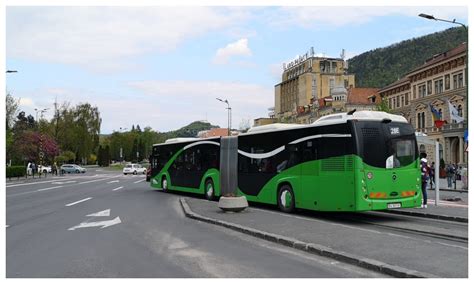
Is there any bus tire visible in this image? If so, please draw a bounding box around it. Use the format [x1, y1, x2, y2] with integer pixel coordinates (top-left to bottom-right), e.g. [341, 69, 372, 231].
[204, 179, 215, 201]
[162, 176, 168, 192]
[277, 184, 295, 213]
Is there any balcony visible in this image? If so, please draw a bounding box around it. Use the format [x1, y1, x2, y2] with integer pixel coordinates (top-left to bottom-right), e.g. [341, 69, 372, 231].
[416, 122, 466, 136]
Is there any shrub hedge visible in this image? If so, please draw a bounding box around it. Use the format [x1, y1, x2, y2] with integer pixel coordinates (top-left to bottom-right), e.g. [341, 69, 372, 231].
[6, 166, 26, 179]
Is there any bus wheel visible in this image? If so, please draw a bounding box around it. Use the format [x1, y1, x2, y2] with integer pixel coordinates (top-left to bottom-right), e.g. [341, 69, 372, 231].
[162, 177, 168, 192]
[204, 179, 215, 201]
[277, 184, 295, 213]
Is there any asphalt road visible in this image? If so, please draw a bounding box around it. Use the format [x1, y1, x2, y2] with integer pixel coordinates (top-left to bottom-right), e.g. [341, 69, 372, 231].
[6, 170, 386, 278]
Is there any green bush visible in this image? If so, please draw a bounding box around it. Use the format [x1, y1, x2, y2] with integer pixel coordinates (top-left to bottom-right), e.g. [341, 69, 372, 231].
[6, 166, 26, 179]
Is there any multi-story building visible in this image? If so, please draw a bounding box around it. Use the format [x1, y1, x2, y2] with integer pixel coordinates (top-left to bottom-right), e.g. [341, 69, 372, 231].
[379, 43, 467, 166]
[274, 48, 355, 124]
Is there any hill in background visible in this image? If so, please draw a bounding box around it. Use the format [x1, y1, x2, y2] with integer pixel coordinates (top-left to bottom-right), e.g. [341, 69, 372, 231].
[347, 27, 468, 88]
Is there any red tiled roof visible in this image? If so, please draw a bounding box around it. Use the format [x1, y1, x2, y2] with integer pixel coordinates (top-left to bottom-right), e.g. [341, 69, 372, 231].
[348, 88, 380, 104]
[200, 128, 229, 138]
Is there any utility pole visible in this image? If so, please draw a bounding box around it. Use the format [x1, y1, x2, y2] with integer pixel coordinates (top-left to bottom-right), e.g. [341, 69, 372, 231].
[216, 98, 232, 136]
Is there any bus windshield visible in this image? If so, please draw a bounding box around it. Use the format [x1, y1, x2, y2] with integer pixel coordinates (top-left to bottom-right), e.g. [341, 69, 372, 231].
[354, 121, 418, 169]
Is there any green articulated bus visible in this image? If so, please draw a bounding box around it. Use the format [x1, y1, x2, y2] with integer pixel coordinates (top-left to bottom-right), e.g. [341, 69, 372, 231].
[150, 111, 422, 212]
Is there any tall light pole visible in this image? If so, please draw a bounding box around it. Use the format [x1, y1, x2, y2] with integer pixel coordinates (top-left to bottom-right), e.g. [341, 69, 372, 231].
[119, 127, 127, 162]
[216, 98, 232, 136]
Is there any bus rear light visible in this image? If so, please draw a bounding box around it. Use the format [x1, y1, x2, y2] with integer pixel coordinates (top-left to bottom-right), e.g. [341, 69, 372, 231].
[367, 172, 373, 179]
[401, 191, 416, 197]
[369, 192, 387, 198]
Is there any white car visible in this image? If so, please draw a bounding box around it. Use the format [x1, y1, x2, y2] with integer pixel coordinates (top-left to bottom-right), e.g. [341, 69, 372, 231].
[38, 165, 52, 173]
[123, 164, 147, 175]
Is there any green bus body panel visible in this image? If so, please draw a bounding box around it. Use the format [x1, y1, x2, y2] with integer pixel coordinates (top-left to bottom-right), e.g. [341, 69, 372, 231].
[151, 150, 421, 212]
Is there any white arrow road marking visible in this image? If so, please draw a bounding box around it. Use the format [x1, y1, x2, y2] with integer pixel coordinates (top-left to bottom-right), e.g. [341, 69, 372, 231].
[65, 197, 92, 207]
[112, 186, 123, 191]
[87, 209, 111, 217]
[68, 217, 121, 231]
[52, 181, 77, 185]
[134, 179, 144, 184]
[107, 180, 119, 184]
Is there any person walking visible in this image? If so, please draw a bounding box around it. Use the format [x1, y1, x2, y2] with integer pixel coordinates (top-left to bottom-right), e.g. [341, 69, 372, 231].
[446, 163, 454, 188]
[26, 162, 32, 177]
[420, 153, 429, 208]
[31, 162, 37, 178]
[429, 162, 435, 189]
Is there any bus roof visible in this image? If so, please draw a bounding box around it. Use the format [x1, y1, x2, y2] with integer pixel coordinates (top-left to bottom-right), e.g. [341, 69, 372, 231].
[153, 137, 199, 146]
[312, 111, 407, 127]
[246, 123, 305, 134]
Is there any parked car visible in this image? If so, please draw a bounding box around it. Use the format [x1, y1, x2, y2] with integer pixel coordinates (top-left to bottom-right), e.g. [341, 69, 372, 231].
[61, 164, 86, 174]
[123, 164, 147, 175]
[38, 165, 52, 174]
[146, 166, 151, 181]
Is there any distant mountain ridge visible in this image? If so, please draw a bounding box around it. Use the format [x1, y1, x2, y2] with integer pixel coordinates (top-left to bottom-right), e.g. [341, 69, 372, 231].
[347, 27, 468, 88]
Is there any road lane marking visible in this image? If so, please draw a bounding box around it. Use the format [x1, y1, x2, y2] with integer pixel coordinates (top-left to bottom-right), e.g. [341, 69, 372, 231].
[112, 186, 123, 191]
[6, 178, 75, 188]
[134, 179, 144, 184]
[36, 186, 63, 192]
[107, 180, 119, 184]
[87, 209, 111, 217]
[77, 175, 121, 185]
[52, 181, 77, 185]
[68, 217, 121, 231]
[65, 197, 92, 207]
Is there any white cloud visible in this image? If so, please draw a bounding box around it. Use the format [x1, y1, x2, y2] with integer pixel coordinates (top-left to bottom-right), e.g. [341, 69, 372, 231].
[128, 80, 273, 131]
[18, 97, 34, 107]
[268, 6, 467, 29]
[212, 38, 252, 64]
[6, 7, 248, 72]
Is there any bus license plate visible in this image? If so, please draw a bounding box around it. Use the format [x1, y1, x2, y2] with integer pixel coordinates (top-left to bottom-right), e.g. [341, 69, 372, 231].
[387, 203, 401, 209]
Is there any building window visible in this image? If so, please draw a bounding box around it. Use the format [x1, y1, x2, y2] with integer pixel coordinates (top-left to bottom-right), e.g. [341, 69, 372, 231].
[458, 105, 463, 117]
[422, 112, 425, 128]
[453, 74, 458, 89]
[418, 84, 426, 98]
[389, 97, 392, 109]
[396, 96, 400, 108]
[331, 62, 337, 73]
[438, 108, 443, 120]
[445, 74, 450, 90]
[434, 78, 443, 94]
[344, 79, 348, 88]
[413, 86, 417, 99]
[400, 95, 404, 107]
[404, 93, 409, 105]
[330, 78, 335, 89]
[427, 80, 432, 95]
[458, 73, 463, 88]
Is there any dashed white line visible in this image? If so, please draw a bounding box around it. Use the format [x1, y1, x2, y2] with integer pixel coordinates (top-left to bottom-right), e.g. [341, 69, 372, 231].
[77, 176, 121, 185]
[37, 186, 63, 192]
[134, 179, 144, 184]
[65, 197, 92, 207]
[107, 180, 119, 184]
[112, 186, 123, 191]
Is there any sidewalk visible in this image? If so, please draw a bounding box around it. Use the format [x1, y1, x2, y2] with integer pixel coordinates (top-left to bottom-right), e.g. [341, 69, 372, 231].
[181, 198, 467, 278]
[431, 177, 468, 192]
[387, 202, 468, 222]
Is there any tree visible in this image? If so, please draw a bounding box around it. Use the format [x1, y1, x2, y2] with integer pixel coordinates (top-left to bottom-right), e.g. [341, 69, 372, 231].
[376, 97, 391, 113]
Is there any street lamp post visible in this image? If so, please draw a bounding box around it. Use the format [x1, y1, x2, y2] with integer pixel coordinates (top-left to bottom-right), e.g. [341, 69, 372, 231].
[419, 13, 468, 205]
[216, 98, 232, 136]
[119, 127, 127, 163]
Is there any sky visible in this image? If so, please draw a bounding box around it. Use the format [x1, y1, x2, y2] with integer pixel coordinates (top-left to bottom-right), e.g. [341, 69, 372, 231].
[5, 3, 469, 134]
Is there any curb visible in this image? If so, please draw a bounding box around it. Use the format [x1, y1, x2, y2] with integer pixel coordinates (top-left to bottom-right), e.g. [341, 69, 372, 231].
[385, 209, 468, 223]
[179, 198, 437, 278]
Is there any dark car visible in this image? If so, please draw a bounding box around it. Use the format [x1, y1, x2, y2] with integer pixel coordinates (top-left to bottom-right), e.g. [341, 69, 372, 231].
[146, 166, 151, 182]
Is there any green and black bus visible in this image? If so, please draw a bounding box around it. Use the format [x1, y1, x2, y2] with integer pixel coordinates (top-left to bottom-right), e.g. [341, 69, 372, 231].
[150, 111, 421, 212]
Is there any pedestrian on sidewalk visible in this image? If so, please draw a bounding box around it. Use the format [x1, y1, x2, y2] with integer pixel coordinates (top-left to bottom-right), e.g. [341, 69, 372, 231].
[26, 161, 32, 177]
[460, 166, 468, 190]
[429, 162, 435, 189]
[446, 163, 454, 188]
[420, 153, 429, 208]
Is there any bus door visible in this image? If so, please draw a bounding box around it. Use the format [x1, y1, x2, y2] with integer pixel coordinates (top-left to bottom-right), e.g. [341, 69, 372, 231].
[299, 141, 319, 210]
